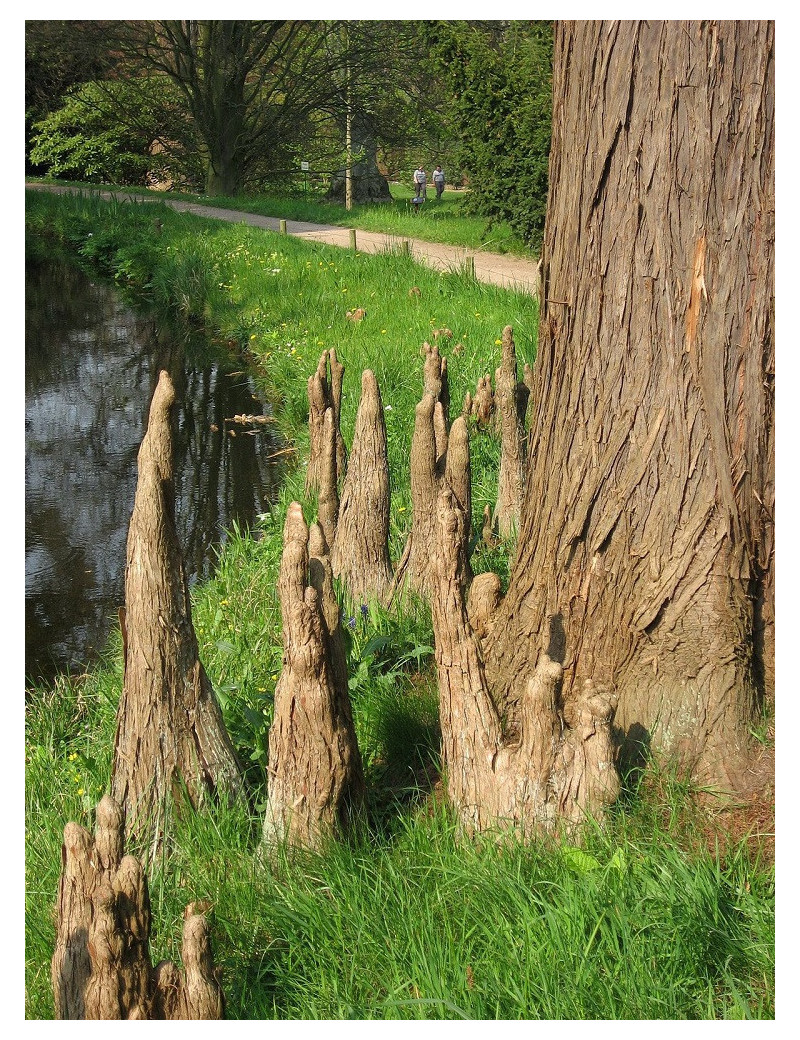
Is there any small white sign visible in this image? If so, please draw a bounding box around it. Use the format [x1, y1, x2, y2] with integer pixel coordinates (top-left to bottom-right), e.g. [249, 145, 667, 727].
[300, 161, 310, 171]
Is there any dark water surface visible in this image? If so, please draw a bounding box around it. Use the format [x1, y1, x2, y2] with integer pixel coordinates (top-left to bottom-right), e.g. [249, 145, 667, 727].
[25, 257, 282, 685]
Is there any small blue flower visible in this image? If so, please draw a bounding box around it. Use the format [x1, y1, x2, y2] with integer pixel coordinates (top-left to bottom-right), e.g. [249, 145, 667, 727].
[348, 616, 357, 629]
[360, 603, 369, 617]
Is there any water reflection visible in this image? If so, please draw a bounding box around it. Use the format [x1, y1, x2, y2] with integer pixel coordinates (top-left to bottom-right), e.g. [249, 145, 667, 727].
[25, 257, 282, 685]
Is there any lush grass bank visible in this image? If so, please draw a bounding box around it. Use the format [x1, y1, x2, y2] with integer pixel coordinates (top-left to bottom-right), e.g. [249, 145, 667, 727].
[24, 189, 774, 1020]
[25, 177, 533, 255]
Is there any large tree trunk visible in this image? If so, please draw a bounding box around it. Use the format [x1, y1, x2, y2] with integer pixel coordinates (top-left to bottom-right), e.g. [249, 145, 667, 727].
[326, 129, 392, 204]
[111, 371, 243, 862]
[485, 21, 774, 792]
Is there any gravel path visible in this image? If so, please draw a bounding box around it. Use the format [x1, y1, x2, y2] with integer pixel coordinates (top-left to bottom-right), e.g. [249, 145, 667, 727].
[26, 183, 539, 296]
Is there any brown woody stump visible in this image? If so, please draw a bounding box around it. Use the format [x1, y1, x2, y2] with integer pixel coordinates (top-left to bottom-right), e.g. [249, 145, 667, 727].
[305, 349, 346, 495]
[389, 342, 470, 601]
[429, 489, 620, 838]
[331, 369, 393, 605]
[494, 325, 530, 539]
[315, 405, 340, 554]
[472, 374, 495, 428]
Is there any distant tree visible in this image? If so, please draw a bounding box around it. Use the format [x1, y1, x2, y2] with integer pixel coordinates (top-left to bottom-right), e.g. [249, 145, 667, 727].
[112, 20, 344, 196]
[424, 20, 553, 250]
[28, 79, 181, 186]
[24, 20, 120, 172]
[320, 22, 448, 204]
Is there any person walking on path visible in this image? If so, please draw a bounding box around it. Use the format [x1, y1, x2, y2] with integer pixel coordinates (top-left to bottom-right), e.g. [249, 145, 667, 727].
[413, 165, 427, 200]
[433, 165, 445, 199]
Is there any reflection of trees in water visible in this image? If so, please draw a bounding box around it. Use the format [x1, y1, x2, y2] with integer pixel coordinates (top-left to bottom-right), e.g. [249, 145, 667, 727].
[25, 258, 282, 684]
[173, 361, 281, 582]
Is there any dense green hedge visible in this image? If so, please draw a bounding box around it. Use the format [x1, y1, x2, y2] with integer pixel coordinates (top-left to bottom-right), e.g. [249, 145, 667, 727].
[423, 21, 553, 251]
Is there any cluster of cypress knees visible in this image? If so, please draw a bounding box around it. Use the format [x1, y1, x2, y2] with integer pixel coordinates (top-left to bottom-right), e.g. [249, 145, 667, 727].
[51, 326, 618, 1018]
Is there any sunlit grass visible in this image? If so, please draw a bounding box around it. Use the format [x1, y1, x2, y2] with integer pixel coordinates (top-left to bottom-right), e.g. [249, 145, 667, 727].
[25, 177, 532, 255]
[24, 189, 774, 1020]
[26, 666, 774, 1019]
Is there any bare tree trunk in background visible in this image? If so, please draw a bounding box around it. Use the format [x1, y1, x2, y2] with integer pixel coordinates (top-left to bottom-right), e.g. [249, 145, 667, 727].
[485, 20, 774, 792]
[111, 371, 243, 862]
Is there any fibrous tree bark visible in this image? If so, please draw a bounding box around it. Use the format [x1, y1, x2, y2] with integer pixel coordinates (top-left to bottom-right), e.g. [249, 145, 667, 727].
[471, 373, 495, 429]
[52, 795, 224, 1020]
[315, 405, 340, 555]
[262, 503, 364, 851]
[483, 20, 774, 792]
[305, 349, 346, 495]
[331, 369, 393, 605]
[111, 370, 243, 862]
[325, 130, 392, 204]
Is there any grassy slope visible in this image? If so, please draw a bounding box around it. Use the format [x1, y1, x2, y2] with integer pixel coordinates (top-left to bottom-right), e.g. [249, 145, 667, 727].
[24, 188, 774, 1020]
[25, 177, 534, 255]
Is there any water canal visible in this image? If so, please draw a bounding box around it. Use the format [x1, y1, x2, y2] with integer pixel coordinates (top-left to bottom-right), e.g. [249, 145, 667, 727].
[25, 255, 282, 685]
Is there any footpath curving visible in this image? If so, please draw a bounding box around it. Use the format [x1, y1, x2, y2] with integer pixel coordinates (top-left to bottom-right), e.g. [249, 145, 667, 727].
[26, 183, 539, 296]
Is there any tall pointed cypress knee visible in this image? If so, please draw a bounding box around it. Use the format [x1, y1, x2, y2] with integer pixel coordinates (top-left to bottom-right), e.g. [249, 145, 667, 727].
[494, 325, 530, 538]
[305, 349, 346, 495]
[111, 370, 242, 863]
[316, 406, 339, 555]
[331, 369, 393, 605]
[263, 502, 364, 851]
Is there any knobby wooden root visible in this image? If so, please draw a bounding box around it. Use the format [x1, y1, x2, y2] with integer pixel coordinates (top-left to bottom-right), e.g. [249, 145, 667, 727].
[262, 503, 364, 852]
[471, 374, 495, 428]
[111, 370, 242, 865]
[51, 795, 224, 1020]
[331, 369, 393, 605]
[305, 349, 346, 495]
[389, 343, 470, 601]
[316, 405, 339, 554]
[422, 339, 450, 431]
[430, 489, 620, 838]
[494, 325, 530, 539]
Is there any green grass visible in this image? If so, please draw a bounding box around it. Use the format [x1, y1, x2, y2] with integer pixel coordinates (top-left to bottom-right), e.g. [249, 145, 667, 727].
[25, 176, 534, 255]
[26, 666, 774, 1020]
[24, 188, 774, 1020]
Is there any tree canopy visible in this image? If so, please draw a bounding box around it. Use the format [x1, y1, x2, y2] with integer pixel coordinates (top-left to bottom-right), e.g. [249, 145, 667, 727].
[25, 20, 554, 245]
[423, 21, 553, 249]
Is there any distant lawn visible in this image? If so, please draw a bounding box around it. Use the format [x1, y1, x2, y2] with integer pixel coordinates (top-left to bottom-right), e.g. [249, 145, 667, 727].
[25, 177, 534, 257]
